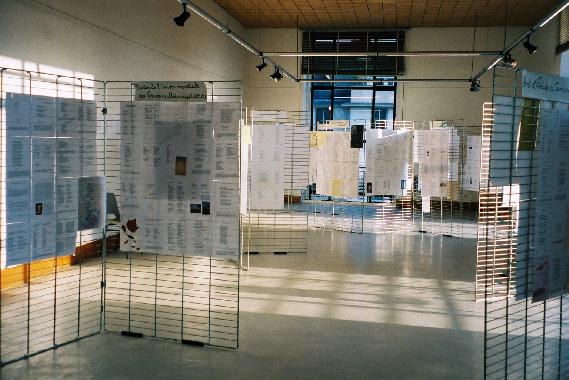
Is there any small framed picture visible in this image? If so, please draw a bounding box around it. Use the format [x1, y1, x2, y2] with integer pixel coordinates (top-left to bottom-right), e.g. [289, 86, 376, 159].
[175, 156, 187, 176]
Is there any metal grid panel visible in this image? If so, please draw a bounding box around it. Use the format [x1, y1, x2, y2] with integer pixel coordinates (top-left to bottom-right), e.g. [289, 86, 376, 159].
[413, 122, 481, 239]
[0, 68, 105, 365]
[242, 110, 309, 261]
[102, 81, 241, 349]
[478, 68, 569, 379]
[308, 120, 478, 238]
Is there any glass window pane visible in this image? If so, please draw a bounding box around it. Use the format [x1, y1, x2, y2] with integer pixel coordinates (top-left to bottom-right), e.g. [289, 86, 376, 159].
[374, 90, 395, 122]
[333, 89, 373, 125]
[313, 89, 332, 125]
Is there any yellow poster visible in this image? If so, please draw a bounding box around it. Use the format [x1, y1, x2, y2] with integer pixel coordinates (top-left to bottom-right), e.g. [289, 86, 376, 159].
[331, 179, 344, 197]
[309, 131, 326, 148]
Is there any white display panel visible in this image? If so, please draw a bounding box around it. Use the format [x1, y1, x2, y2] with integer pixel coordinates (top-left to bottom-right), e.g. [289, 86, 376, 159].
[532, 108, 569, 302]
[4, 93, 99, 266]
[250, 124, 285, 209]
[120, 102, 240, 258]
[463, 136, 482, 191]
[310, 131, 359, 198]
[417, 129, 453, 211]
[365, 130, 411, 196]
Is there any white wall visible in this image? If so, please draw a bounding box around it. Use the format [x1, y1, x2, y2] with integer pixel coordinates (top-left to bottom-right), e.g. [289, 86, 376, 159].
[397, 23, 559, 126]
[0, 0, 247, 81]
[243, 28, 302, 111]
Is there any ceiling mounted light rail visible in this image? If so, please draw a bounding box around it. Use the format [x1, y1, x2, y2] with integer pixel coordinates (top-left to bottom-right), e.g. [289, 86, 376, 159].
[499, 53, 517, 69]
[270, 68, 283, 82]
[256, 58, 267, 71]
[299, 78, 471, 84]
[469, 79, 481, 92]
[183, 0, 483, 86]
[523, 36, 538, 55]
[182, 1, 296, 81]
[470, 0, 569, 83]
[261, 51, 502, 58]
[173, 0, 191, 27]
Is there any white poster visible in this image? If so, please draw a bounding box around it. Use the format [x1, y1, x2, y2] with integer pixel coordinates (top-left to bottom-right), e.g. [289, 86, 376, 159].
[56, 178, 79, 255]
[418, 129, 453, 211]
[4, 93, 98, 266]
[250, 124, 285, 209]
[78, 176, 106, 231]
[310, 131, 359, 198]
[240, 125, 250, 213]
[120, 102, 240, 259]
[463, 136, 482, 191]
[133, 81, 207, 102]
[521, 70, 569, 103]
[531, 108, 569, 302]
[365, 130, 410, 196]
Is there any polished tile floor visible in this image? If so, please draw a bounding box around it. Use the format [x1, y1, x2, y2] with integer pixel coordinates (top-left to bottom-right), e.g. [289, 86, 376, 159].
[1, 229, 484, 380]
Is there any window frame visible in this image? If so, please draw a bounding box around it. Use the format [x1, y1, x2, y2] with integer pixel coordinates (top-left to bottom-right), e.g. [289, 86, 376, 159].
[309, 76, 397, 130]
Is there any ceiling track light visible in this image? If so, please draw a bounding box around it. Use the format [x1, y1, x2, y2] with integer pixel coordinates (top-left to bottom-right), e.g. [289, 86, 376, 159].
[523, 36, 538, 55]
[174, 1, 191, 27]
[270, 67, 283, 82]
[500, 53, 517, 69]
[256, 59, 267, 72]
[470, 79, 481, 92]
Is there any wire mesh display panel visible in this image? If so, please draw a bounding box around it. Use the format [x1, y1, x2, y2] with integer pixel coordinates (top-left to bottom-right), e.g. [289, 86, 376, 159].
[0, 68, 105, 365]
[307, 120, 479, 238]
[308, 122, 366, 233]
[102, 81, 241, 349]
[478, 68, 569, 379]
[413, 122, 481, 239]
[242, 110, 309, 264]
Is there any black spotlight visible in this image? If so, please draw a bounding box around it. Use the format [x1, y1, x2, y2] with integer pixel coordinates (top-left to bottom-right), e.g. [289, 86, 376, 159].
[256, 59, 267, 72]
[470, 79, 481, 92]
[174, 3, 191, 27]
[270, 67, 283, 82]
[523, 36, 538, 55]
[501, 53, 517, 69]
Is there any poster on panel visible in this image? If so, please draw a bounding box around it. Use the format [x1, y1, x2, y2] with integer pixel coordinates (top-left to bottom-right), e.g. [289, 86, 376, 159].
[4, 93, 97, 266]
[531, 108, 569, 302]
[78, 176, 106, 231]
[418, 129, 452, 212]
[365, 130, 410, 196]
[240, 124, 250, 213]
[250, 124, 285, 209]
[310, 131, 359, 198]
[119, 102, 240, 259]
[463, 136, 482, 191]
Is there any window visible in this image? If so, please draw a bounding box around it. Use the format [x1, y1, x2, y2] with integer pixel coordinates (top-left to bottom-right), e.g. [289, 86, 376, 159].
[302, 31, 405, 76]
[310, 76, 396, 128]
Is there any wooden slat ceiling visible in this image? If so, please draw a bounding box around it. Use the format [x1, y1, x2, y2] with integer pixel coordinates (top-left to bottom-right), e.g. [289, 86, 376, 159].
[210, 0, 558, 28]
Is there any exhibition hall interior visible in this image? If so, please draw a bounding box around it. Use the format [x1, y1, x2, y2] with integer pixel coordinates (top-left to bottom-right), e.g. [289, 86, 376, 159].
[2, 0, 569, 379]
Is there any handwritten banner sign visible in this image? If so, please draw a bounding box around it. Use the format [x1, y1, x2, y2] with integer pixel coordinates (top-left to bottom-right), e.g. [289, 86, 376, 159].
[133, 81, 207, 102]
[521, 70, 569, 103]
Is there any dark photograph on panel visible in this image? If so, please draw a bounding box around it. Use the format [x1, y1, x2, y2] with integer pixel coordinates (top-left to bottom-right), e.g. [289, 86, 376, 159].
[350, 125, 364, 148]
[190, 203, 202, 214]
[202, 201, 210, 215]
[175, 156, 187, 176]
